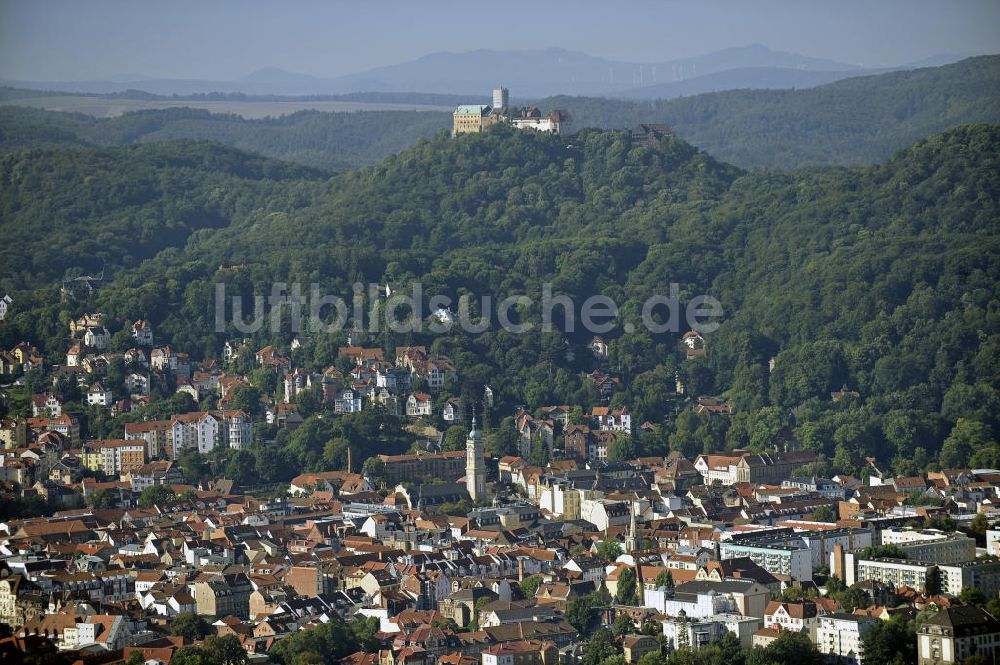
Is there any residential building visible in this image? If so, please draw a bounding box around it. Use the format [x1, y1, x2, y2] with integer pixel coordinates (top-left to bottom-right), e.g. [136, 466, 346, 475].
[719, 539, 813, 582]
[816, 613, 877, 665]
[131, 320, 153, 346]
[124, 420, 171, 459]
[918, 606, 1000, 665]
[96, 439, 147, 476]
[193, 573, 253, 619]
[87, 382, 112, 407]
[407, 393, 433, 418]
[880, 529, 976, 565]
[854, 558, 936, 593]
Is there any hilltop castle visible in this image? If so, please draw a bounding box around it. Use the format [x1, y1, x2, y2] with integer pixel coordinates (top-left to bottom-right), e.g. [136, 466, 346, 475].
[452, 86, 573, 137]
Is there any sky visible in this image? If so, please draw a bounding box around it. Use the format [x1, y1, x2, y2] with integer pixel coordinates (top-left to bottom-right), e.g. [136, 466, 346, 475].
[1, 0, 999, 82]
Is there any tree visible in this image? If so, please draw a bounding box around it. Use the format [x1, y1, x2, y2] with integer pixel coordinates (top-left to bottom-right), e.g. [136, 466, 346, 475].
[597, 539, 623, 563]
[519, 575, 543, 600]
[810, 505, 836, 522]
[582, 628, 620, 665]
[203, 635, 248, 665]
[858, 544, 906, 559]
[655, 569, 674, 591]
[226, 384, 262, 417]
[124, 651, 146, 665]
[826, 575, 847, 596]
[566, 592, 599, 634]
[268, 619, 362, 665]
[612, 613, 634, 636]
[745, 631, 823, 665]
[966, 513, 991, 546]
[526, 431, 549, 467]
[88, 488, 116, 509]
[608, 432, 636, 462]
[860, 615, 917, 665]
[486, 418, 520, 457]
[348, 616, 380, 653]
[615, 567, 640, 606]
[361, 456, 387, 488]
[959, 587, 987, 607]
[171, 612, 213, 641]
[138, 483, 177, 507]
[835, 586, 872, 612]
[442, 425, 468, 452]
[170, 647, 218, 665]
[940, 419, 995, 468]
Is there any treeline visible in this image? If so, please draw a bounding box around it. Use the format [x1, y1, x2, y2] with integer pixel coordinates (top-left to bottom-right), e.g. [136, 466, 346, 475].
[0, 105, 452, 171]
[542, 55, 1000, 168]
[1, 55, 998, 172]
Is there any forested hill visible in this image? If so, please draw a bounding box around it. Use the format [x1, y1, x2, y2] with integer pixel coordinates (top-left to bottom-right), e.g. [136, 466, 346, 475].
[0, 106, 453, 171]
[539, 55, 1000, 168]
[2, 123, 997, 477]
[0, 55, 997, 171]
[0, 141, 327, 290]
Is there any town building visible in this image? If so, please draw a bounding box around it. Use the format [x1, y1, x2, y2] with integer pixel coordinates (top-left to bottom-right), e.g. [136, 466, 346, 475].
[816, 613, 877, 665]
[918, 606, 1000, 665]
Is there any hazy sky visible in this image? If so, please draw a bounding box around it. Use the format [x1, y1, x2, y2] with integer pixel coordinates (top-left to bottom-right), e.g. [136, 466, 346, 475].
[1, 0, 998, 81]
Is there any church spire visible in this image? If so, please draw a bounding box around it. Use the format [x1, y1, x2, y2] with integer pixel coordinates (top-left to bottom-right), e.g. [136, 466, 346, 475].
[626, 505, 639, 553]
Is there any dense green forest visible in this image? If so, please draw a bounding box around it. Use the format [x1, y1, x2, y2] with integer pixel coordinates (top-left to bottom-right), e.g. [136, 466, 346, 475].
[1, 119, 997, 482]
[538, 55, 1000, 168]
[0, 141, 326, 290]
[1, 55, 997, 170]
[0, 106, 452, 171]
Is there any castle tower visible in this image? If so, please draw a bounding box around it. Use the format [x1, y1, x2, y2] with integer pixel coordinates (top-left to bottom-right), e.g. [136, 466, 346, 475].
[466, 416, 487, 502]
[492, 86, 509, 113]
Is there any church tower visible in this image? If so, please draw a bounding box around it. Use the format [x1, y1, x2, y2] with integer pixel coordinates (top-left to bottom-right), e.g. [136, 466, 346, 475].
[466, 417, 487, 502]
[625, 505, 639, 553]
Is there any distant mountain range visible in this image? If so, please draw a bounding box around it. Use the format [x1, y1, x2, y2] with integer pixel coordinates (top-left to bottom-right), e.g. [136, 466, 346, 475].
[0, 44, 970, 100]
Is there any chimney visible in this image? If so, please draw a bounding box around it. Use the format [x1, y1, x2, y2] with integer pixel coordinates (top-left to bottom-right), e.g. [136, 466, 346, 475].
[518, 558, 525, 582]
[833, 543, 845, 581]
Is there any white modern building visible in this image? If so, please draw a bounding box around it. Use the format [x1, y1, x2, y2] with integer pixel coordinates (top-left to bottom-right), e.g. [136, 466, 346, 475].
[719, 539, 813, 582]
[816, 613, 877, 665]
[661, 613, 761, 651]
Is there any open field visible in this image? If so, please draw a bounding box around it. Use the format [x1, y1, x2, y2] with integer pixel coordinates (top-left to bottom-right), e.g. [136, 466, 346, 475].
[0, 95, 452, 118]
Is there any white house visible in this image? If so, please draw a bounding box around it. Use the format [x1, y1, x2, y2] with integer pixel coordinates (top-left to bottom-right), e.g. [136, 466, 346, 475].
[126, 373, 150, 396]
[694, 454, 742, 485]
[150, 346, 177, 371]
[87, 382, 112, 407]
[131, 320, 153, 346]
[66, 344, 83, 367]
[763, 600, 820, 633]
[84, 327, 111, 350]
[31, 393, 63, 417]
[406, 393, 433, 418]
[334, 389, 362, 414]
[661, 614, 761, 651]
[589, 336, 609, 358]
[442, 398, 464, 423]
[579, 499, 631, 532]
[591, 406, 631, 434]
